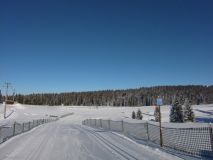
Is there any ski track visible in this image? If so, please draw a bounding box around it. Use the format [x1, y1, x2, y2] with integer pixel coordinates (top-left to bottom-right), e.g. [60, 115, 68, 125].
[75, 125, 138, 160]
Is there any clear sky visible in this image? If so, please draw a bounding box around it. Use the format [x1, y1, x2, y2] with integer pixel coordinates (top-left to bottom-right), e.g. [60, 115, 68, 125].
[0, 0, 213, 94]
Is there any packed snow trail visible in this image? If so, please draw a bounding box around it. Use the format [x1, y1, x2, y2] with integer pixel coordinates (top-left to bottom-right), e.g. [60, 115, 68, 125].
[0, 116, 182, 160]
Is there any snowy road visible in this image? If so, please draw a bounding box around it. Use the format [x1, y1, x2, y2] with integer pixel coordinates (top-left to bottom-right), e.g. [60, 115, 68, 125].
[0, 116, 182, 160]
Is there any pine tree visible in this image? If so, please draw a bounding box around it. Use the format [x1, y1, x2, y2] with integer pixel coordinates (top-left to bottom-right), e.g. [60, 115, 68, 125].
[170, 99, 184, 123]
[132, 111, 136, 119]
[154, 106, 160, 122]
[136, 109, 143, 120]
[184, 99, 195, 122]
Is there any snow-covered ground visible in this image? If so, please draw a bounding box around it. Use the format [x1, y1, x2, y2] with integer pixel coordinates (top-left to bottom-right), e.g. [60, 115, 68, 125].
[0, 103, 212, 160]
[1, 103, 213, 124]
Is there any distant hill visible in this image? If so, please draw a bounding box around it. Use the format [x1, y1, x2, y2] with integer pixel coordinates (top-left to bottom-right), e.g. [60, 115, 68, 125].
[14, 85, 213, 106]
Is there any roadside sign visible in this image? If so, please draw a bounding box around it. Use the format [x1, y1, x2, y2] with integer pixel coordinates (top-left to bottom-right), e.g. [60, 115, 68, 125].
[157, 98, 163, 106]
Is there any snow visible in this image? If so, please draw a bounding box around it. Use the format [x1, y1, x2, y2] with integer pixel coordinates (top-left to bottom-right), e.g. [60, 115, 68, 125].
[0, 103, 212, 160]
[1, 103, 212, 124]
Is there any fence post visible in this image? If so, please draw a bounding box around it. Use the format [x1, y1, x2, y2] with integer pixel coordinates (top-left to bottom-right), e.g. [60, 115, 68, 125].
[13, 122, 16, 136]
[28, 122, 30, 130]
[146, 122, 150, 141]
[209, 124, 213, 152]
[159, 105, 163, 147]
[0, 127, 1, 140]
[22, 123, 24, 132]
[121, 120, 124, 132]
[108, 120, 110, 130]
[100, 119, 102, 128]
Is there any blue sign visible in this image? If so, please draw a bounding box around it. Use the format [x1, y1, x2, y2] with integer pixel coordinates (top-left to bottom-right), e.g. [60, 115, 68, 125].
[157, 98, 163, 106]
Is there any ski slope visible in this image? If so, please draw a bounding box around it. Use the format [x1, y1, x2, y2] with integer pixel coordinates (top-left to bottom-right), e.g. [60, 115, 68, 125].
[0, 103, 212, 160]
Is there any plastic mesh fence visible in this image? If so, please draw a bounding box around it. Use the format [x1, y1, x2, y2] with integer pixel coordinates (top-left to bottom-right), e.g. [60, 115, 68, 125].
[162, 126, 213, 157]
[0, 118, 57, 144]
[110, 120, 123, 132]
[101, 120, 110, 130]
[148, 123, 160, 145]
[123, 122, 148, 140]
[90, 119, 96, 127]
[83, 119, 213, 157]
[96, 119, 102, 128]
[14, 123, 23, 135]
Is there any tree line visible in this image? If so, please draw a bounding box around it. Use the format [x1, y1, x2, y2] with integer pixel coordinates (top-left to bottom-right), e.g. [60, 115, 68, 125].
[7, 85, 213, 106]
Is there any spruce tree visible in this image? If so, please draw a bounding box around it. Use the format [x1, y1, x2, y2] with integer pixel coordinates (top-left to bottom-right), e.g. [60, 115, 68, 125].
[136, 109, 143, 120]
[170, 99, 184, 123]
[132, 111, 136, 119]
[154, 106, 160, 122]
[184, 99, 195, 122]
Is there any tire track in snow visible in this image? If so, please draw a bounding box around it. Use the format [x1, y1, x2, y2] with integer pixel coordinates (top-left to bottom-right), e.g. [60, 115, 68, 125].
[74, 125, 138, 160]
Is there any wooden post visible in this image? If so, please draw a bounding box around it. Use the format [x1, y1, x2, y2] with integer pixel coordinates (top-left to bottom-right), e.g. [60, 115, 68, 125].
[100, 119, 102, 128]
[13, 122, 16, 136]
[146, 122, 150, 141]
[22, 123, 24, 132]
[28, 122, 30, 130]
[121, 120, 124, 132]
[209, 124, 213, 152]
[159, 105, 163, 147]
[108, 120, 110, 130]
[0, 127, 1, 140]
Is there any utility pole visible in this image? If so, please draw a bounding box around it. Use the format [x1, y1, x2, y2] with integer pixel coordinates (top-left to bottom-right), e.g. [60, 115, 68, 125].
[0, 89, 2, 103]
[2, 82, 12, 119]
[12, 89, 16, 102]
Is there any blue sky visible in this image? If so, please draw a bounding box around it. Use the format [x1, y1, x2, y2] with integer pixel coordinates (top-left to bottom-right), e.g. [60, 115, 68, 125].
[0, 0, 213, 93]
